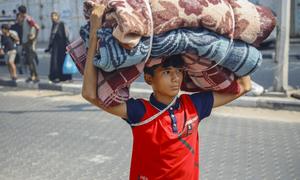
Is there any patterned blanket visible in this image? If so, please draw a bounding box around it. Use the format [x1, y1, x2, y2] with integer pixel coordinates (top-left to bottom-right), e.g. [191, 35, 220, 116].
[83, 0, 276, 48]
[67, 38, 240, 107]
[181, 53, 240, 93]
[83, 0, 152, 49]
[80, 25, 262, 77]
[66, 38, 145, 107]
[79, 25, 150, 72]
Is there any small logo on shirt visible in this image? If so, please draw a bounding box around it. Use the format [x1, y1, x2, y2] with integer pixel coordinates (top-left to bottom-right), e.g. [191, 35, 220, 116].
[185, 116, 198, 135]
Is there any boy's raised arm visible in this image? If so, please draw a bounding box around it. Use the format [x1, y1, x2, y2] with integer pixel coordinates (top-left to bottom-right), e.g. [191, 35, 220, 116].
[81, 4, 128, 119]
[212, 76, 252, 108]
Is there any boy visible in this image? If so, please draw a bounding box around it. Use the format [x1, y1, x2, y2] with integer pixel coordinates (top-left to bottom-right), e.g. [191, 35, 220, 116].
[82, 5, 252, 180]
[0, 24, 19, 81]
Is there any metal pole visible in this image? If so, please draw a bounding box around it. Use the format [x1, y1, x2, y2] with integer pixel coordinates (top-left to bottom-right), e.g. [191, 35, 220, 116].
[273, 0, 291, 93]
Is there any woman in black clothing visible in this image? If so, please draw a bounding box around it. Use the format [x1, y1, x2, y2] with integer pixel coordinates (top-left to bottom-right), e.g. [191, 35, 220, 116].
[45, 12, 72, 83]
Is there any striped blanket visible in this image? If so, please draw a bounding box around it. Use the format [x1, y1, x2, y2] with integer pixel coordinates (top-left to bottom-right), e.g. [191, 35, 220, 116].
[66, 38, 144, 107]
[182, 53, 239, 93]
[80, 25, 262, 77]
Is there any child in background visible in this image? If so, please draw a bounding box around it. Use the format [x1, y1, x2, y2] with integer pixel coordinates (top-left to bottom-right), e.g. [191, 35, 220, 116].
[0, 24, 19, 81]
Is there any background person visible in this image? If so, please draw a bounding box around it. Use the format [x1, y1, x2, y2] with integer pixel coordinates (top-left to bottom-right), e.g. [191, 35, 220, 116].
[11, 13, 25, 74]
[45, 12, 72, 83]
[18, 5, 40, 83]
[0, 24, 19, 81]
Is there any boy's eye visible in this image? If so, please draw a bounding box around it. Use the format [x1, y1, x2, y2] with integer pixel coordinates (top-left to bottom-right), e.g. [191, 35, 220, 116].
[177, 69, 184, 73]
[162, 70, 170, 75]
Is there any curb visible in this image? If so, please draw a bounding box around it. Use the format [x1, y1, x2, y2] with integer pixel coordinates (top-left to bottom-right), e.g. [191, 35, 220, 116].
[0, 78, 82, 93]
[290, 38, 300, 44]
[261, 51, 300, 59]
[227, 96, 300, 111]
[1, 78, 300, 111]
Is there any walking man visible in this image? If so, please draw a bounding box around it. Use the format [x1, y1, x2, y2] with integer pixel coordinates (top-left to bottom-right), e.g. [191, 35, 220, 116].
[18, 5, 40, 83]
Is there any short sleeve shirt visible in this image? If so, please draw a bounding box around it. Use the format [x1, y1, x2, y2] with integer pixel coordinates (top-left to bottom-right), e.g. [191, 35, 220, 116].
[126, 91, 214, 125]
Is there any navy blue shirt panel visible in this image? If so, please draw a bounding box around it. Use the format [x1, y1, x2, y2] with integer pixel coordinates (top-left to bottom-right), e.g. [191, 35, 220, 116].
[126, 98, 145, 124]
[126, 92, 214, 124]
[190, 91, 214, 121]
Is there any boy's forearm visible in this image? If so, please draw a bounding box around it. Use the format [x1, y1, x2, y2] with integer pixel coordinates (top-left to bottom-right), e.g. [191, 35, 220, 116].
[81, 35, 127, 117]
[212, 76, 252, 108]
[81, 30, 99, 102]
[81, 4, 119, 112]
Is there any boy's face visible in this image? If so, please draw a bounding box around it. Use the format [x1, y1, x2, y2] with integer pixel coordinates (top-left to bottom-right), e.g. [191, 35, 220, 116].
[145, 66, 184, 97]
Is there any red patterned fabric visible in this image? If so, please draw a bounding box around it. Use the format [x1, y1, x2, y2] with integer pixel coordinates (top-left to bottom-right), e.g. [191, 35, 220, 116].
[66, 38, 145, 107]
[83, 0, 275, 48]
[181, 54, 240, 94]
[228, 0, 276, 46]
[83, 0, 152, 49]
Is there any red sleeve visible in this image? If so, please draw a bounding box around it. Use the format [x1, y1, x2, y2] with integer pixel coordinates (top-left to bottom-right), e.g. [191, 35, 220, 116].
[26, 16, 40, 30]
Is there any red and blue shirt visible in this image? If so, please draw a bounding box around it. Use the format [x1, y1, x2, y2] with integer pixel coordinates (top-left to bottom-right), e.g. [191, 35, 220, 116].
[126, 92, 214, 180]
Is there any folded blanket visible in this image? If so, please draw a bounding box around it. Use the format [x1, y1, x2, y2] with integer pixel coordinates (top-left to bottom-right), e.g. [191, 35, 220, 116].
[181, 73, 240, 94]
[229, 0, 276, 46]
[83, 0, 152, 49]
[182, 53, 239, 93]
[80, 25, 150, 72]
[151, 0, 233, 37]
[83, 0, 275, 48]
[153, 28, 263, 76]
[147, 54, 240, 94]
[66, 37, 144, 107]
[65, 38, 87, 75]
[80, 25, 262, 77]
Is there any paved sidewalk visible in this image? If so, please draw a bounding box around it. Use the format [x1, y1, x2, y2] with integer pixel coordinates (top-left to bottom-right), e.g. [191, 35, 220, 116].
[0, 87, 300, 180]
[0, 75, 300, 111]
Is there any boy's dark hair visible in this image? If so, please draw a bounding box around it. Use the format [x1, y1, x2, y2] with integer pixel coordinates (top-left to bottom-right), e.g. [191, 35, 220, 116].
[18, 5, 27, 14]
[1, 24, 10, 30]
[144, 54, 184, 76]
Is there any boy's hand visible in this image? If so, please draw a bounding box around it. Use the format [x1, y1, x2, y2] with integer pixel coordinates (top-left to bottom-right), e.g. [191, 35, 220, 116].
[237, 76, 252, 93]
[212, 75, 252, 108]
[90, 4, 106, 32]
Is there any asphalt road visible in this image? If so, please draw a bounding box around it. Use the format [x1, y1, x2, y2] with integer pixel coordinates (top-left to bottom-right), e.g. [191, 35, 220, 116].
[0, 86, 299, 180]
